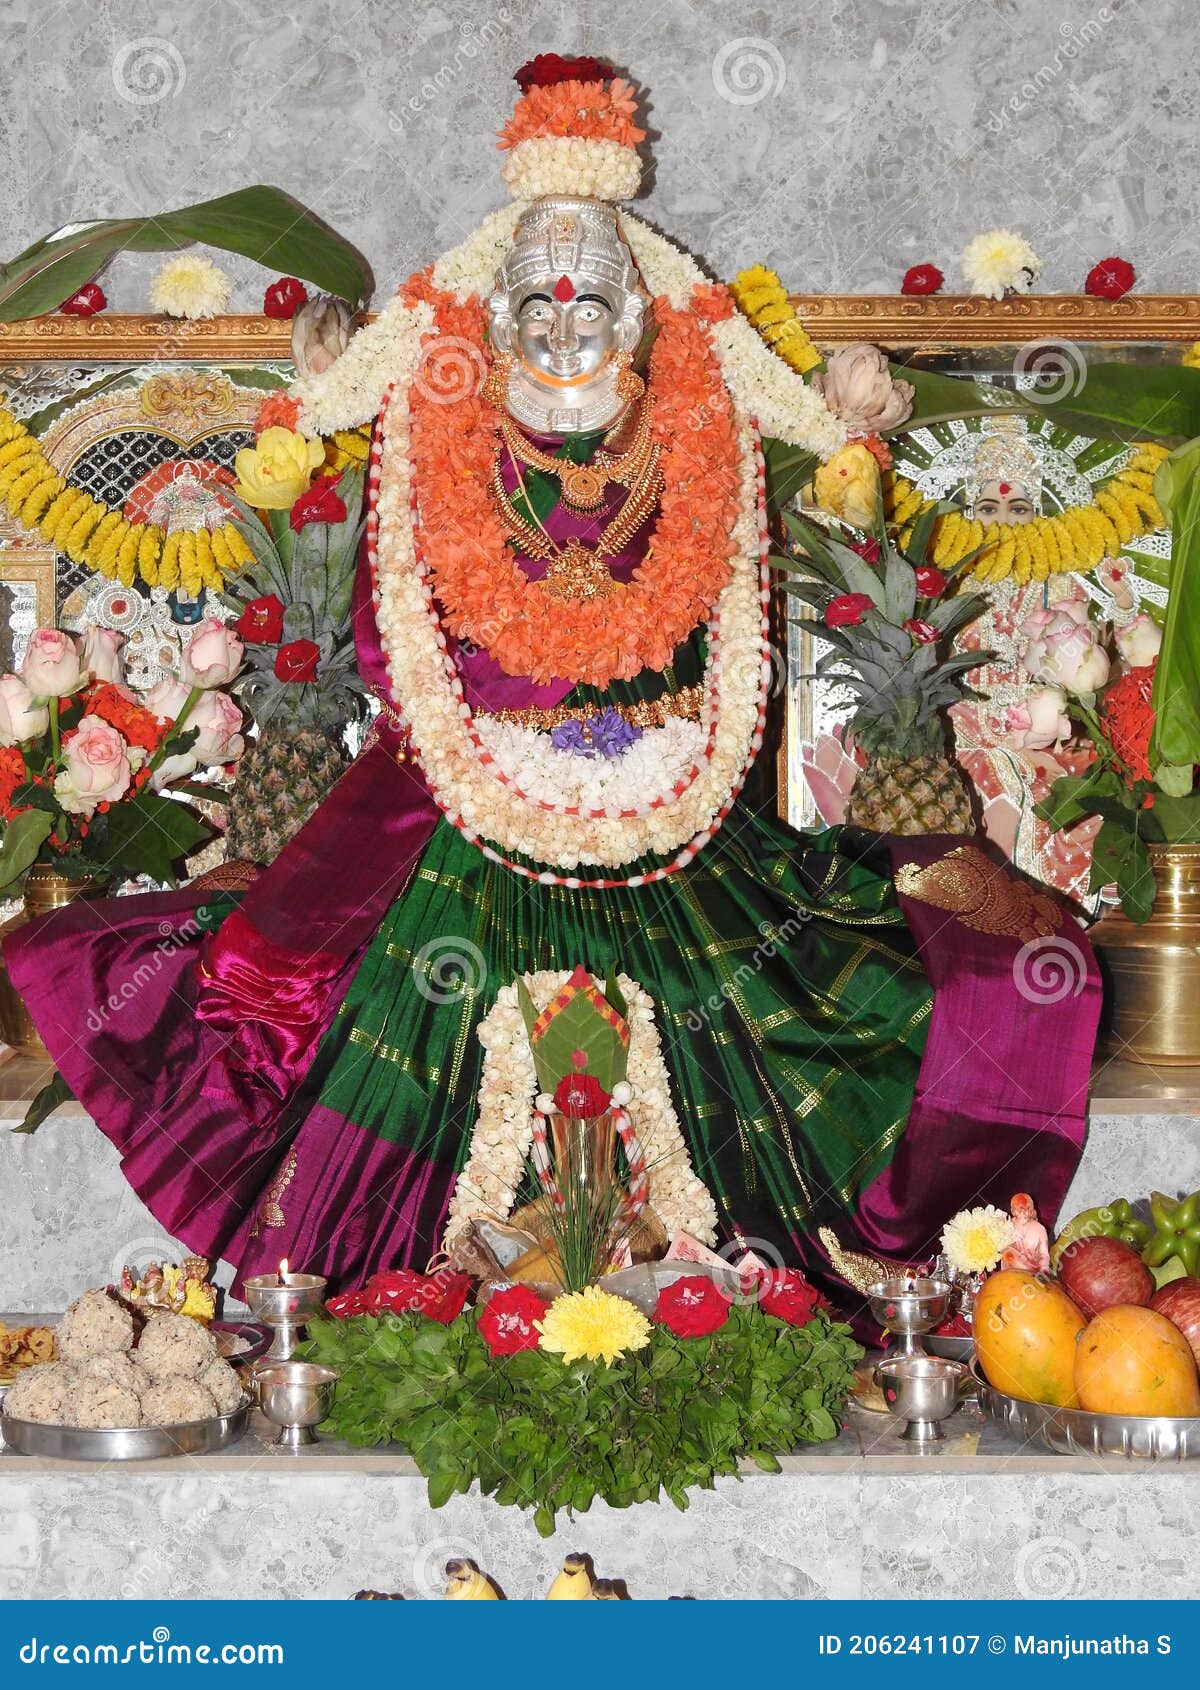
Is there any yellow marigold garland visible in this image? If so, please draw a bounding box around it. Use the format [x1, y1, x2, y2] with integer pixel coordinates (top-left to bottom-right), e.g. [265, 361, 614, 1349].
[0, 403, 254, 591]
[729, 263, 824, 376]
[884, 442, 1170, 584]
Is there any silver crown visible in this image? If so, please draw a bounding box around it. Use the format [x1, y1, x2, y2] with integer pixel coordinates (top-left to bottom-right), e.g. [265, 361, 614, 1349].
[492, 198, 643, 295]
[965, 416, 1045, 510]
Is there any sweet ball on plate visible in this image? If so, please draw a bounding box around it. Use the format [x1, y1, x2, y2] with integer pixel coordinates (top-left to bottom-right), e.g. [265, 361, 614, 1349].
[140, 1378, 218, 1425]
[3, 1360, 76, 1423]
[199, 1356, 245, 1414]
[136, 1312, 217, 1379]
[56, 1289, 134, 1362]
[59, 1375, 142, 1430]
[81, 1353, 145, 1397]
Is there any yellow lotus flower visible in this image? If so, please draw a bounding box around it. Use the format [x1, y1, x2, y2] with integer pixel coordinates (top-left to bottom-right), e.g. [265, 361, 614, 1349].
[812, 441, 881, 530]
[232, 427, 325, 510]
[940, 1205, 1016, 1276]
[536, 1285, 651, 1366]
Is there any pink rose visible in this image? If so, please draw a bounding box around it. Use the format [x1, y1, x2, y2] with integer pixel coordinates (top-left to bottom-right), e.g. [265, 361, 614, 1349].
[144, 678, 192, 722]
[21, 628, 81, 698]
[0, 674, 49, 745]
[182, 619, 243, 689]
[79, 627, 125, 685]
[1002, 685, 1071, 751]
[1115, 613, 1162, 669]
[53, 719, 136, 815]
[188, 690, 245, 766]
[1023, 610, 1110, 694]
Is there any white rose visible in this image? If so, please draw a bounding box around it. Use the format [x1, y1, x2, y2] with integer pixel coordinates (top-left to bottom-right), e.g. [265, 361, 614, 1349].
[1115, 613, 1162, 669]
[0, 673, 49, 744]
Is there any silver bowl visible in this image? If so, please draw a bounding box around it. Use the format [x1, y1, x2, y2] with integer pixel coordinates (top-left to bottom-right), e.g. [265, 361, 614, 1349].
[866, 1276, 953, 1357]
[876, 1354, 968, 1443]
[971, 1361, 1200, 1460]
[243, 1274, 327, 1363]
[256, 1360, 339, 1450]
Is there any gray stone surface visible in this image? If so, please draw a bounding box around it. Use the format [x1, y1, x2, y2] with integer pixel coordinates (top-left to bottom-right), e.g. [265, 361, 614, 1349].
[0, 0, 1194, 305]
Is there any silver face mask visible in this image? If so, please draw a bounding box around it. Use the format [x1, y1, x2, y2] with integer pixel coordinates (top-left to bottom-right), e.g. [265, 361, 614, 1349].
[488, 198, 647, 434]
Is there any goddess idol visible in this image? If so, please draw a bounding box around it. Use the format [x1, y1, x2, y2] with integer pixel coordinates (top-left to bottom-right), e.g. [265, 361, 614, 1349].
[6, 61, 1100, 1308]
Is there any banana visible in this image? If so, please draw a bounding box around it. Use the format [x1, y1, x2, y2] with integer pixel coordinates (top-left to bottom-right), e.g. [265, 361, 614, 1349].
[546, 1552, 594, 1600]
[591, 1578, 623, 1600]
[443, 1558, 499, 1600]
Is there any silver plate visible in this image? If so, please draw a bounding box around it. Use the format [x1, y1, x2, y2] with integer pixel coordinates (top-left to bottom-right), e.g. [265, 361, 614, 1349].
[926, 1334, 975, 1364]
[0, 1399, 250, 1461]
[971, 1362, 1200, 1460]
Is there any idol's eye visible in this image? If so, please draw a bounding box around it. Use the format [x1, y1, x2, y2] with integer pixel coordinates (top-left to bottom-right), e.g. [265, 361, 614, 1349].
[975, 500, 999, 516]
[574, 305, 603, 324]
[522, 303, 552, 324]
[1009, 501, 1034, 516]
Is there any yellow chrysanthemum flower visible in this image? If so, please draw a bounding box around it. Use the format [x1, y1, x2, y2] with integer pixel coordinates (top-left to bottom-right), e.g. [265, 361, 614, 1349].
[149, 254, 231, 320]
[941, 1205, 1016, 1276]
[535, 1285, 652, 1367]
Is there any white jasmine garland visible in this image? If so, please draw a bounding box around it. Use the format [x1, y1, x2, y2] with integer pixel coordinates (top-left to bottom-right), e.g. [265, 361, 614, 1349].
[293, 295, 432, 437]
[473, 716, 709, 814]
[501, 138, 642, 202]
[444, 972, 719, 1252]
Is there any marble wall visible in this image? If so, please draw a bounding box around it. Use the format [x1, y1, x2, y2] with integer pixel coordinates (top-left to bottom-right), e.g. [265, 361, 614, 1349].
[0, 0, 1195, 308]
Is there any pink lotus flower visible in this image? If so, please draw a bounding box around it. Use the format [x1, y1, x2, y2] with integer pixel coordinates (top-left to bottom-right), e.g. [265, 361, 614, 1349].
[182, 618, 243, 689]
[0, 674, 49, 745]
[21, 628, 81, 698]
[53, 719, 136, 815]
[1002, 685, 1071, 751]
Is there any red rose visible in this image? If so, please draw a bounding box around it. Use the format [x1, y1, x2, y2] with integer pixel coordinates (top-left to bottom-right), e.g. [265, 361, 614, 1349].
[914, 566, 946, 597]
[264, 276, 309, 318]
[325, 1289, 371, 1319]
[236, 594, 285, 645]
[824, 592, 874, 628]
[514, 54, 613, 92]
[1085, 257, 1135, 300]
[757, 1268, 824, 1327]
[289, 476, 348, 534]
[850, 537, 880, 565]
[653, 1275, 731, 1338]
[903, 617, 938, 644]
[363, 1268, 471, 1324]
[552, 1072, 611, 1118]
[901, 264, 943, 297]
[60, 282, 107, 317]
[478, 1284, 550, 1356]
[274, 639, 321, 683]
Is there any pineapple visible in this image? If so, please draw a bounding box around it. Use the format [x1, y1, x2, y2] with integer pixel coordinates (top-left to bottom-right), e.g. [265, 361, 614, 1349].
[221, 466, 369, 864]
[778, 504, 993, 837]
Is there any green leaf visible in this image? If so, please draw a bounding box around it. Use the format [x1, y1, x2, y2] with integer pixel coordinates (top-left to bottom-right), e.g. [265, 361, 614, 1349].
[90, 791, 213, 885]
[1153, 760, 1194, 799]
[11, 1069, 73, 1135]
[763, 438, 818, 520]
[0, 187, 373, 321]
[0, 808, 52, 895]
[1152, 465, 1200, 768]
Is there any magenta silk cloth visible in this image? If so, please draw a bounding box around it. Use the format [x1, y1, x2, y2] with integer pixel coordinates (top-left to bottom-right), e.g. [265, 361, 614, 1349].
[803, 833, 1100, 1301]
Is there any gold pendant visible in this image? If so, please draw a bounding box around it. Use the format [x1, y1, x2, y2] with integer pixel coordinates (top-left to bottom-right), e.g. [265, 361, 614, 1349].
[558, 463, 607, 510]
[542, 540, 621, 601]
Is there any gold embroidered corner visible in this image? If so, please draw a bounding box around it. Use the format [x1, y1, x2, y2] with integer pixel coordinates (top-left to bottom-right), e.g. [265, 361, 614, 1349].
[894, 844, 1061, 944]
[251, 1146, 298, 1235]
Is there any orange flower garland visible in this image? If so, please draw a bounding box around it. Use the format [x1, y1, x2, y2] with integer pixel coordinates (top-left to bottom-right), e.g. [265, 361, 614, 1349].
[403, 273, 742, 689]
[497, 76, 645, 151]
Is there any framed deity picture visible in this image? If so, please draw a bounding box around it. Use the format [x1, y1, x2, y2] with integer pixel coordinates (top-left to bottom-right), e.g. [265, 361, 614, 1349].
[778, 294, 1200, 906]
[0, 315, 293, 686]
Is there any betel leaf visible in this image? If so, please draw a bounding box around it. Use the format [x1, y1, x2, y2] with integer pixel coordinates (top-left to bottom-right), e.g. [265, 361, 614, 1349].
[90, 791, 213, 886]
[0, 186, 373, 322]
[0, 808, 53, 896]
[1152, 464, 1200, 767]
[12, 1069, 73, 1136]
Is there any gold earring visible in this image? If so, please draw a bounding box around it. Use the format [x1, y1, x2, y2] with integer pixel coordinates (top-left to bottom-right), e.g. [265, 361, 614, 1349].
[614, 350, 645, 403]
[482, 351, 515, 408]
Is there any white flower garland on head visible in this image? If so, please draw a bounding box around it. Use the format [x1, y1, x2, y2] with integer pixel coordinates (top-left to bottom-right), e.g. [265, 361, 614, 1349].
[444, 971, 719, 1253]
[502, 138, 642, 202]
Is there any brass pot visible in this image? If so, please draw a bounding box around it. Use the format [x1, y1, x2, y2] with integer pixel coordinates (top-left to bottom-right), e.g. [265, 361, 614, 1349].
[0, 864, 108, 1054]
[1090, 840, 1200, 1066]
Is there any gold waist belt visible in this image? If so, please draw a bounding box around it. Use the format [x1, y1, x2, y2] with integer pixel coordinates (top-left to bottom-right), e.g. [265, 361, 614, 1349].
[479, 683, 706, 733]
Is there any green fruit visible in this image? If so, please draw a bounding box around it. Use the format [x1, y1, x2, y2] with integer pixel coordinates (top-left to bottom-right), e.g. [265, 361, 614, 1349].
[1143, 1191, 1200, 1279]
[1151, 1255, 1188, 1290]
[1050, 1200, 1150, 1271]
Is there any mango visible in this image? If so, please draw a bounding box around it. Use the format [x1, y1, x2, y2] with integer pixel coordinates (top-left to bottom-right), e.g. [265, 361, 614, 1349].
[974, 1269, 1086, 1407]
[1074, 1305, 1200, 1417]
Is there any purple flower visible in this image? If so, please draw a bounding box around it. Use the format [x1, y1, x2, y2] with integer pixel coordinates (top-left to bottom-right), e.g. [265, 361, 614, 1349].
[550, 710, 643, 759]
[550, 720, 590, 755]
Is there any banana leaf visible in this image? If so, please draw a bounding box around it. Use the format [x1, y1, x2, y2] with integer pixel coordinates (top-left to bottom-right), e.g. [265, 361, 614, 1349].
[1151, 464, 1200, 766]
[898, 361, 1200, 448]
[0, 186, 373, 321]
[763, 438, 818, 519]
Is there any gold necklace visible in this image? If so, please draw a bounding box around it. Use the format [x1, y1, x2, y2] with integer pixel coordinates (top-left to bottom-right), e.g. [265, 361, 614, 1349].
[491, 442, 665, 602]
[497, 400, 659, 512]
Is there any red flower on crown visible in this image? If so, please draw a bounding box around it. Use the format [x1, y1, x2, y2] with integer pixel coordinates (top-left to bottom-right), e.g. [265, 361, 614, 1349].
[515, 55, 614, 92]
